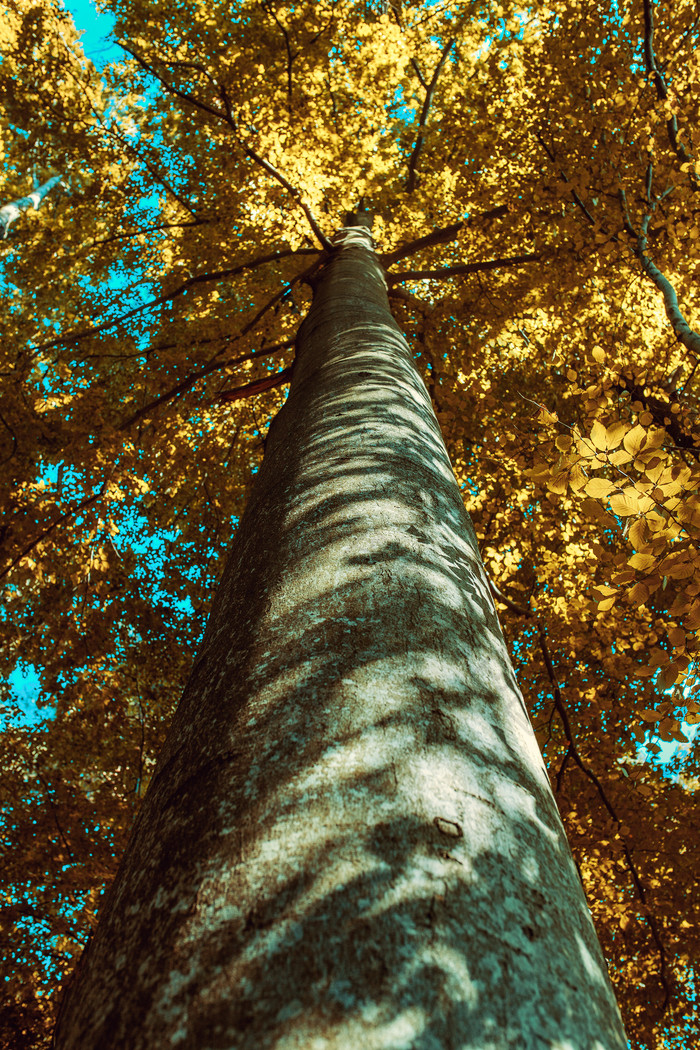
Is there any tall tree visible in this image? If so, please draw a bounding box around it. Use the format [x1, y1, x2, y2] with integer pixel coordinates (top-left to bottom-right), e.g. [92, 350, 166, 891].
[54, 211, 628, 1048]
[2, 1, 700, 1046]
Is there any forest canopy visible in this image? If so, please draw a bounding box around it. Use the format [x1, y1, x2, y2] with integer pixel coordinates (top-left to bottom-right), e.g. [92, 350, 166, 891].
[1, 0, 699, 1046]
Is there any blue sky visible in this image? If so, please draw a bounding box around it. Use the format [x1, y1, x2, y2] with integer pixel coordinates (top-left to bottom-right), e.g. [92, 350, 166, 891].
[62, 0, 120, 68]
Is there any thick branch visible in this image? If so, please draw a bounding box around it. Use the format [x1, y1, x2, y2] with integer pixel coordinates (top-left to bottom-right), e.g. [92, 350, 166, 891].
[383, 221, 462, 267]
[388, 286, 435, 314]
[389, 252, 539, 283]
[0, 174, 62, 238]
[636, 217, 700, 357]
[212, 366, 293, 404]
[382, 206, 510, 268]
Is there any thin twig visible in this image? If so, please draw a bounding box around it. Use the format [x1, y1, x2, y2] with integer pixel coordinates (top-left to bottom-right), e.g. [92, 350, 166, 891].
[32, 249, 315, 355]
[406, 38, 454, 193]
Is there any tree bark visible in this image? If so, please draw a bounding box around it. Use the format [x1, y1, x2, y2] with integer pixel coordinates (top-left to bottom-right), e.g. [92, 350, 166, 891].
[54, 216, 628, 1050]
[0, 174, 62, 238]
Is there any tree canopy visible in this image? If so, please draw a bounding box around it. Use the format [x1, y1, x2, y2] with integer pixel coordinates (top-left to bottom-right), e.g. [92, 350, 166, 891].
[1, 0, 699, 1046]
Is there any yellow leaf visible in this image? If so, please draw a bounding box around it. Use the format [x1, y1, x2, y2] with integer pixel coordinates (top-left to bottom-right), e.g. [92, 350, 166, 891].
[668, 626, 685, 648]
[585, 477, 616, 498]
[581, 497, 613, 523]
[628, 582, 650, 604]
[629, 519, 647, 549]
[592, 584, 618, 597]
[592, 345, 606, 363]
[569, 464, 588, 491]
[604, 422, 629, 449]
[623, 424, 647, 456]
[609, 490, 640, 516]
[608, 448, 633, 465]
[590, 420, 608, 450]
[547, 472, 569, 495]
[629, 552, 655, 571]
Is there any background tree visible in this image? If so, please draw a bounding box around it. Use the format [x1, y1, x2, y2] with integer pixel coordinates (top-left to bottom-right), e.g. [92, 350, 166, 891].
[1, 0, 699, 1047]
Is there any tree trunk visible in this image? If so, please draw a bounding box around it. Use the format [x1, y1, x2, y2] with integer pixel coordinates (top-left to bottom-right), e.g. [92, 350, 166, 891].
[0, 174, 62, 238]
[54, 216, 628, 1049]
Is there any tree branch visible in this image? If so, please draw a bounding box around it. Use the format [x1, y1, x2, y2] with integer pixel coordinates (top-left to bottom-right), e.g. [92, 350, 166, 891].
[118, 340, 294, 431]
[261, 0, 297, 101]
[388, 286, 435, 314]
[238, 140, 334, 251]
[0, 174, 63, 238]
[382, 206, 511, 267]
[389, 252, 539, 283]
[124, 43, 333, 250]
[613, 373, 700, 458]
[212, 366, 293, 404]
[537, 629, 671, 1015]
[642, 0, 698, 183]
[635, 215, 700, 357]
[0, 487, 104, 581]
[406, 38, 454, 193]
[33, 249, 316, 355]
[121, 43, 227, 122]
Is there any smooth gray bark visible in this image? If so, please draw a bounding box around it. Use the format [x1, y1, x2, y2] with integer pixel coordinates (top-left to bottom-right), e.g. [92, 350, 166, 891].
[55, 219, 628, 1050]
[0, 174, 62, 238]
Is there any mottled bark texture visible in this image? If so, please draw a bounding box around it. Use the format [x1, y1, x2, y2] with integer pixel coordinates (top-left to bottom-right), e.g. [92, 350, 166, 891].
[55, 219, 628, 1049]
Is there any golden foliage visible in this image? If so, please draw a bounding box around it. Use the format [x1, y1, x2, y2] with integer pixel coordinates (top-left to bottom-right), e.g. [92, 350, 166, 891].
[2, 1, 700, 1047]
